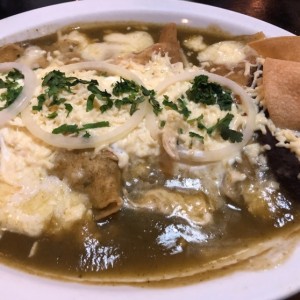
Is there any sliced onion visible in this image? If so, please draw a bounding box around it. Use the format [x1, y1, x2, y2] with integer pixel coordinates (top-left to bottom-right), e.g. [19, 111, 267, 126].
[156, 70, 256, 163]
[145, 110, 160, 140]
[0, 62, 37, 127]
[22, 62, 148, 149]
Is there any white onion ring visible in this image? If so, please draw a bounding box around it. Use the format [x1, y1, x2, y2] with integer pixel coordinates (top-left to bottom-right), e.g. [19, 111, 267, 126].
[145, 110, 160, 140]
[22, 62, 148, 149]
[156, 70, 256, 163]
[0, 62, 37, 127]
[59, 61, 143, 82]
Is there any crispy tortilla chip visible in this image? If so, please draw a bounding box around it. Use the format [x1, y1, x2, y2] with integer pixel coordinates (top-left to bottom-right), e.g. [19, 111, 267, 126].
[249, 36, 300, 62]
[263, 58, 300, 130]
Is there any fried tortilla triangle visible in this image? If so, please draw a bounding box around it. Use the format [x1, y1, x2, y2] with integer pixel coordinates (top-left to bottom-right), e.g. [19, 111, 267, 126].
[263, 57, 300, 130]
[249, 36, 300, 62]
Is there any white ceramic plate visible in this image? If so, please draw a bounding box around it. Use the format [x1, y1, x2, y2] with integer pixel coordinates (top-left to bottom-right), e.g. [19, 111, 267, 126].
[0, 1, 299, 299]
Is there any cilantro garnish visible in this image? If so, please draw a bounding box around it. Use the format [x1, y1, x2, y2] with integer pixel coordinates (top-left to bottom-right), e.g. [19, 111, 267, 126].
[7, 69, 24, 81]
[87, 83, 111, 100]
[0, 68, 24, 111]
[34, 70, 96, 112]
[207, 113, 243, 143]
[160, 120, 166, 128]
[81, 121, 110, 130]
[52, 121, 109, 136]
[83, 131, 91, 138]
[189, 131, 204, 141]
[52, 124, 79, 135]
[112, 78, 142, 114]
[163, 95, 178, 110]
[186, 75, 234, 111]
[162, 95, 191, 119]
[47, 111, 58, 119]
[206, 113, 233, 135]
[64, 103, 73, 117]
[32, 94, 46, 111]
[112, 78, 159, 116]
[178, 128, 184, 134]
[141, 86, 162, 115]
[112, 77, 139, 96]
[177, 98, 191, 119]
[86, 83, 113, 113]
[99, 99, 113, 113]
[187, 113, 243, 143]
[34, 71, 162, 137]
[86, 94, 95, 112]
[220, 127, 243, 143]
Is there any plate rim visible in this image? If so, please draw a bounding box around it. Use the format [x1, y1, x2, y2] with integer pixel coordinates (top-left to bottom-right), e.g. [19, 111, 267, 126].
[0, 1, 298, 300]
[0, 0, 293, 46]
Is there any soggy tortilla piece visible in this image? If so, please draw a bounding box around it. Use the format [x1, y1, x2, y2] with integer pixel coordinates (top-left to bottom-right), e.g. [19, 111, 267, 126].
[132, 23, 183, 64]
[263, 58, 300, 130]
[249, 36, 300, 62]
[50, 150, 122, 220]
[0, 43, 24, 63]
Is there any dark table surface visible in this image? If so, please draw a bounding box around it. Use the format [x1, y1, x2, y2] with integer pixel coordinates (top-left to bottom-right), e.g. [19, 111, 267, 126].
[0, 1, 299, 299]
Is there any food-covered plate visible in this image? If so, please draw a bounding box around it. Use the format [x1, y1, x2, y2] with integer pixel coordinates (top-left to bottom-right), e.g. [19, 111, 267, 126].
[0, 0, 299, 299]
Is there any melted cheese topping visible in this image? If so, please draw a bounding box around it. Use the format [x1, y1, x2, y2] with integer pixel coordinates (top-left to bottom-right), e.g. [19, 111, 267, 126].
[197, 41, 248, 67]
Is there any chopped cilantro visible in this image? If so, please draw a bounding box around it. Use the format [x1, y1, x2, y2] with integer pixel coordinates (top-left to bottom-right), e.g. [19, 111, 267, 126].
[86, 94, 95, 112]
[178, 128, 184, 134]
[177, 98, 191, 119]
[220, 127, 243, 143]
[141, 86, 162, 115]
[187, 113, 243, 143]
[114, 92, 144, 116]
[186, 75, 234, 111]
[35, 71, 162, 136]
[207, 113, 234, 135]
[114, 97, 132, 108]
[195, 115, 207, 131]
[189, 131, 204, 141]
[81, 121, 110, 130]
[112, 78, 139, 96]
[7, 68, 24, 80]
[47, 111, 58, 119]
[160, 120, 166, 128]
[52, 124, 79, 135]
[42, 70, 93, 96]
[187, 114, 207, 130]
[86, 83, 113, 113]
[52, 121, 109, 136]
[141, 86, 152, 97]
[37, 70, 97, 112]
[32, 94, 46, 111]
[0, 68, 24, 111]
[64, 103, 73, 117]
[49, 97, 66, 107]
[87, 83, 111, 100]
[207, 113, 243, 143]
[162, 95, 178, 111]
[100, 98, 113, 113]
[83, 131, 91, 138]
[162, 95, 191, 119]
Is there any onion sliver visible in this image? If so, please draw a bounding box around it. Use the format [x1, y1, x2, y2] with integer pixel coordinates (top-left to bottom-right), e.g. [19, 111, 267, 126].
[145, 110, 160, 140]
[22, 62, 148, 149]
[0, 62, 37, 127]
[156, 70, 256, 163]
